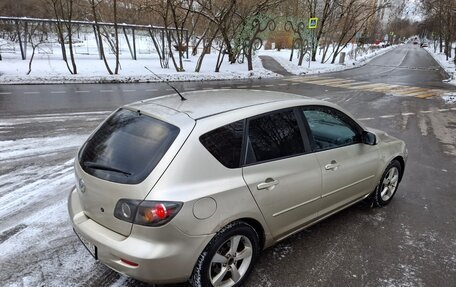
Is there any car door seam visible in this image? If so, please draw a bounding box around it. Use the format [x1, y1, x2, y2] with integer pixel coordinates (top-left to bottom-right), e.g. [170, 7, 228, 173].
[322, 174, 375, 198]
[272, 196, 321, 217]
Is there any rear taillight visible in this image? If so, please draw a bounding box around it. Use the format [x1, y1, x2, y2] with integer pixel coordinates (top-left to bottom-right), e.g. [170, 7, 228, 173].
[114, 199, 182, 227]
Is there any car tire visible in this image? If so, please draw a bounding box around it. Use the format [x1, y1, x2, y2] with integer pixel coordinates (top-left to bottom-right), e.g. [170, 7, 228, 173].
[371, 160, 402, 207]
[190, 221, 260, 287]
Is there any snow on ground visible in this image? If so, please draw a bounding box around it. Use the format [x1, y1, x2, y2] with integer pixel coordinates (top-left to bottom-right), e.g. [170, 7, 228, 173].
[442, 94, 456, 104]
[0, 112, 110, 287]
[258, 44, 398, 75]
[424, 43, 456, 86]
[424, 43, 456, 104]
[0, 32, 399, 84]
[0, 34, 277, 84]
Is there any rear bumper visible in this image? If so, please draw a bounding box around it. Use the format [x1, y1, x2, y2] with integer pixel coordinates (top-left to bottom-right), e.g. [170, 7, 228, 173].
[68, 186, 213, 284]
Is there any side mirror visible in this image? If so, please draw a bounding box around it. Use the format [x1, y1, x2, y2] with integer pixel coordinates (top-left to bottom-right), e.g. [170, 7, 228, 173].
[362, 131, 377, 145]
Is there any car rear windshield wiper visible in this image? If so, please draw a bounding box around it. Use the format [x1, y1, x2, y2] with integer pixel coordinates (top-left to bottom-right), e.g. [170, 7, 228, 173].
[83, 161, 132, 177]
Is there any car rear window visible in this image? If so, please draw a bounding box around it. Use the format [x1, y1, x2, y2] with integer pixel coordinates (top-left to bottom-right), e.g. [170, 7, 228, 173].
[200, 120, 244, 168]
[79, 108, 179, 184]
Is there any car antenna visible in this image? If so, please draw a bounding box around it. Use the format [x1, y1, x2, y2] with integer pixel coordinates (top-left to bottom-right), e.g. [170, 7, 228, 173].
[144, 66, 187, 101]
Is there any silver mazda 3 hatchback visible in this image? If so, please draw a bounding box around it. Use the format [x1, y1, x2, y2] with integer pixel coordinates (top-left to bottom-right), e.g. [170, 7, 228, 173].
[68, 90, 407, 286]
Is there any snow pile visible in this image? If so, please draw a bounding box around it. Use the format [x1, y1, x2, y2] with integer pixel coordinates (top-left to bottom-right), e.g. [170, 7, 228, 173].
[424, 44, 456, 87]
[442, 93, 456, 104]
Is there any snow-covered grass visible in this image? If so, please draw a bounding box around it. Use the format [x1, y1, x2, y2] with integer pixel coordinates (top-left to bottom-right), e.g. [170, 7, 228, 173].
[258, 44, 399, 75]
[0, 36, 277, 84]
[0, 34, 399, 84]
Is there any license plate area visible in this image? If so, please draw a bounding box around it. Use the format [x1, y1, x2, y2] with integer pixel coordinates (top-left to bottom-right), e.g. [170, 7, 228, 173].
[74, 228, 98, 260]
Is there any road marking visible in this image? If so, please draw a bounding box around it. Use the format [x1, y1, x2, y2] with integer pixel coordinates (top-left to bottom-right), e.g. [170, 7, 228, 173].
[0, 92, 12, 95]
[320, 79, 357, 86]
[308, 79, 354, 85]
[290, 76, 332, 82]
[166, 88, 174, 91]
[265, 84, 275, 87]
[252, 85, 262, 88]
[24, 91, 40, 94]
[100, 90, 113, 92]
[356, 108, 454, 122]
[278, 83, 287, 86]
[415, 92, 437, 99]
[348, 83, 387, 90]
[145, 89, 158, 92]
[285, 76, 447, 99]
[3, 111, 112, 119]
[395, 87, 429, 95]
[369, 84, 402, 92]
[76, 90, 90, 93]
[123, 90, 136, 92]
[51, 91, 66, 94]
[237, 86, 248, 88]
[330, 81, 371, 88]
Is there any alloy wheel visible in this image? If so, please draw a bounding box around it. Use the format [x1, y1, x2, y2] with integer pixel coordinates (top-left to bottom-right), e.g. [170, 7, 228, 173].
[209, 235, 253, 287]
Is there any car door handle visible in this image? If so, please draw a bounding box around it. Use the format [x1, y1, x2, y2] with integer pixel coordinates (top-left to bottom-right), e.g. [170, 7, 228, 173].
[325, 160, 340, 171]
[257, 178, 279, 190]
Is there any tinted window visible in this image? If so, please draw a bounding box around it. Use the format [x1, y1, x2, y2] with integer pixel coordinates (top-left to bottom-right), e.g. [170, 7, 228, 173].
[200, 120, 244, 168]
[79, 109, 179, 184]
[302, 107, 360, 151]
[247, 109, 305, 163]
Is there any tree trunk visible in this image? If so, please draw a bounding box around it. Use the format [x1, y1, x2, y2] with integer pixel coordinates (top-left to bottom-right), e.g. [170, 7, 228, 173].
[114, 0, 120, 74]
[91, 0, 113, 75]
[215, 42, 225, 72]
[27, 45, 37, 75]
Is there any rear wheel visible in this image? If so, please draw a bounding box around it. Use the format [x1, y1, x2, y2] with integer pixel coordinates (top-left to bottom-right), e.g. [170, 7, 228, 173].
[371, 160, 402, 207]
[190, 221, 260, 287]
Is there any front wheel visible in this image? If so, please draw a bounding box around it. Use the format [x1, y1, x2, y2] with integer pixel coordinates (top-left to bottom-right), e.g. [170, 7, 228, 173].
[190, 221, 260, 287]
[371, 160, 402, 207]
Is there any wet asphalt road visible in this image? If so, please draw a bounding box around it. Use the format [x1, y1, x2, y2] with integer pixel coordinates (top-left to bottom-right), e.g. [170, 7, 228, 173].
[0, 44, 455, 287]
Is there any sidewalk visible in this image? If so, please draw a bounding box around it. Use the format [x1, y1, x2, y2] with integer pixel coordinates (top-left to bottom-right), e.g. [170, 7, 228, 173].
[259, 56, 293, 76]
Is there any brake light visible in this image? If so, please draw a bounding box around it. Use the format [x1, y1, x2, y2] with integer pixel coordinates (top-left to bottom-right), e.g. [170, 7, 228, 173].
[143, 203, 167, 222]
[114, 199, 182, 227]
[155, 203, 167, 219]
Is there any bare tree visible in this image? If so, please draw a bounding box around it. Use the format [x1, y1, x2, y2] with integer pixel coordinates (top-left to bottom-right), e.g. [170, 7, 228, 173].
[421, 0, 455, 60]
[47, 0, 78, 74]
[328, 0, 388, 64]
[26, 23, 49, 75]
[89, 0, 114, 74]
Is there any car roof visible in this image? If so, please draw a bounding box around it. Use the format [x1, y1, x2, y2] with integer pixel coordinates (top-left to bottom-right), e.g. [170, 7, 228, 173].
[127, 89, 315, 120]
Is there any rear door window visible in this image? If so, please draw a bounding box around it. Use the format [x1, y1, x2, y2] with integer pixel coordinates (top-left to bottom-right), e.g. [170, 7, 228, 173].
[246, 109, 305, 164]
[200, 120, 244, 168]
[79, 108, 179, 184]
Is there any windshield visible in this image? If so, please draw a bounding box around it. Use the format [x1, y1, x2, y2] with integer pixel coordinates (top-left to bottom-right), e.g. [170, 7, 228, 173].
[78, 108, 179, 184]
